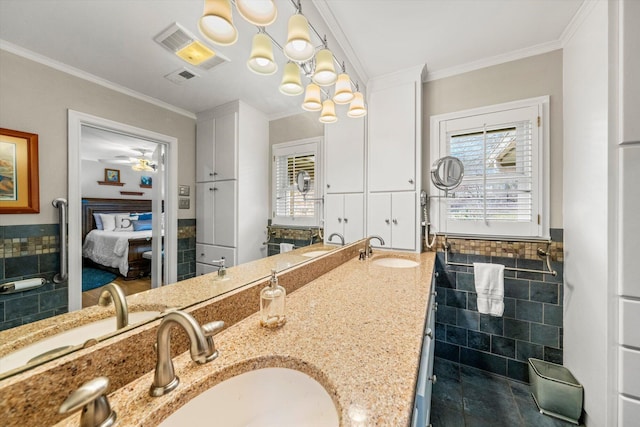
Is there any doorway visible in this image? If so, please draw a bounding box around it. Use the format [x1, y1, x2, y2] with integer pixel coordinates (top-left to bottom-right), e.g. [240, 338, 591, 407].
[68, 110, 178, 312]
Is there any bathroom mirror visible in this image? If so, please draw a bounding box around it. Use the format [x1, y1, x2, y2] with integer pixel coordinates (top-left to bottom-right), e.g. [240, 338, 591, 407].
[431, 156, 464, 192]
[296, 170, 311, 194]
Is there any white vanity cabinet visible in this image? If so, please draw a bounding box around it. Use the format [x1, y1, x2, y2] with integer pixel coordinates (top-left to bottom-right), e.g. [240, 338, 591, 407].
[324, 193, 364, 244]
[324, 116, 365, 194]
[196, 108, 237, 182]
[366, 65, 424, 252]
[413, 275, 437, 427]
[195, 100, 268, 272]
[367, 192, 416, 251]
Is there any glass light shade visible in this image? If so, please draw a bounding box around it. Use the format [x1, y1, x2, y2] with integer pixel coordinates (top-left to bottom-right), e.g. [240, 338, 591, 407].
[302, 83, 322, 111]
[319, 100, 338, 123]
[279, 62, 304, 96]
[283, 14, 314, 62]
[247, 33, 277, 75]
[198, 0, 238, 46]
[312, 49, 337, 86]
[333, 73, 354, 104]
[235, 0, 277, 26]
[347, 92, 367, 118]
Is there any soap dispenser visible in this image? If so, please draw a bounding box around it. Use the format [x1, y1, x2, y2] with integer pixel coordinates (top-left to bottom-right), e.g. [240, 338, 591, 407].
[260, 269, 286, 328]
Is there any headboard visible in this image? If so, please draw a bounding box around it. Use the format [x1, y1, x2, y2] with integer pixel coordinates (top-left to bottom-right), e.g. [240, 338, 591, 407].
[82, 198, 152, 240]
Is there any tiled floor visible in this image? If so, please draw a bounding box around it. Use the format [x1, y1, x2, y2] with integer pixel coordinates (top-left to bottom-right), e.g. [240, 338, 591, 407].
[431, 357, 581, 427]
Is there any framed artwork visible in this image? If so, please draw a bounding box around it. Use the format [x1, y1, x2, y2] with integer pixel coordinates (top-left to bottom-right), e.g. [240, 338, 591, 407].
[140, 176, 152, 187]
[104, 168, 120, 183]
[0, 128, 40, 214]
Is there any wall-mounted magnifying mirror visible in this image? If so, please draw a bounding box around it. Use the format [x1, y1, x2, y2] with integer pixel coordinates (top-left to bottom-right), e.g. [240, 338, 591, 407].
[431, 156, 464, 193]
[296, 170, 311, 194]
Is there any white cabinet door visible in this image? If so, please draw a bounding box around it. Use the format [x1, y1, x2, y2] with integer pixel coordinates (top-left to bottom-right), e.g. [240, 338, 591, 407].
[367, 193, 391, 246]
[196, 183, 214, 244]
[325, 117, 365, 193]
[212, 180, 236, 247]
[368, 82, 416, 192]
[343, 193, 364, 243]
[196, 117, 215, 183]
[392, 192, 416, 251]
[214, 111, 237, 181]
[196, 181, 236, 247]
[324, 194, 344, 241]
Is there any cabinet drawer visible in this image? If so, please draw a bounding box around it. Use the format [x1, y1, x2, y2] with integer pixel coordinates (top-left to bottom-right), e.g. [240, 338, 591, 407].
[196, 244, 236, 267]
[619, 395, 640, 426]
[619, 347, 640, 397]
[196, 263, 219, 276]
[620, 298, 640, 347]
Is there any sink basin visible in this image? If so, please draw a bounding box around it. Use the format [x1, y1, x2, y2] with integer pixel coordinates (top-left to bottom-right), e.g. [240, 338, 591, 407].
[159, 367, 339, 427]
[302, 250, 331, 258]
[0, 311, 161, 374]
[372, 257, 419, 268]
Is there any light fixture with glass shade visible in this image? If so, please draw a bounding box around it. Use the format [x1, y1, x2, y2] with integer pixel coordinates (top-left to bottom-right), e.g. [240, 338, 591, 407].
[132, 158, 155, 172]
[347, 92, 367, 118]
[283, 13, 314, 62]
[333, 73, 354, 104]
[302, 83, 322, 111]
[279, 62, 304, 96]
[198, 0, 238, 46]
[247, 32, 277, 75]
[319, 99, 338, 123]
[312, 48, 337, 86]
[235, 0, 277, 26]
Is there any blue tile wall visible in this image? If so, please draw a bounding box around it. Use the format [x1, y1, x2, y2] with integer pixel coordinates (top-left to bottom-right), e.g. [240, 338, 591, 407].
[434, 233, 564, 383]
[0, 224, 68, 331]
[177, 218, 196, 281]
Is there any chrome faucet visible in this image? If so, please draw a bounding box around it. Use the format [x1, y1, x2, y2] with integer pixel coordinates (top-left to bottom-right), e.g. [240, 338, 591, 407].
[211, 257, 226, 278]
[59, 376, 116, 427]
[150, 311, 224, 397]
[364, 235, 385, 258]
[98, 283, 128, 329]
[327, 232, 345, 246]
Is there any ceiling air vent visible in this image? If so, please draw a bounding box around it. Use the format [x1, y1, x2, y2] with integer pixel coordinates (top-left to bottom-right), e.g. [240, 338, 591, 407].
[165, 67, 200, 85]
[154, 23, 229, 71]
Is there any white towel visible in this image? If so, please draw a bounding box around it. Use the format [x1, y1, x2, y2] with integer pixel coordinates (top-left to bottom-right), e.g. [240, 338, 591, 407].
[280, 243, 294, 253]
[473, 262, 505, 317]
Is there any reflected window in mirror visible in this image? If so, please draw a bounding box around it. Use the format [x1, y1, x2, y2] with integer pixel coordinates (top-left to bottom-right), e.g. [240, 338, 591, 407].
[272, 138, 322, 226]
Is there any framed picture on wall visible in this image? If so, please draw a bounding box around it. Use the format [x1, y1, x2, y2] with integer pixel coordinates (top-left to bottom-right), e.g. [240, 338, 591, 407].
[0, 128, 40, 214]
[140, 176, 152, 187]
[104, 168, 120, 183]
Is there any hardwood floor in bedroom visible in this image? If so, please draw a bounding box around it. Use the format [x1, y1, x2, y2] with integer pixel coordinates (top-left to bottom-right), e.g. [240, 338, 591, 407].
[82, 276, 152, 308]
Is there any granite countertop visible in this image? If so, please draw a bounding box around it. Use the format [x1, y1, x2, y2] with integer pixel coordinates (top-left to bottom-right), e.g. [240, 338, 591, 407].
[57, 251, 435, 427]
[0, 243, 340, 362]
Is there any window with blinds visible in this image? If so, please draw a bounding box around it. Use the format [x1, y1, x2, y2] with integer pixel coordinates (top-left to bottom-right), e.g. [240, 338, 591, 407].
[272, 139, 321, 226]
[431, 98, 548, 238]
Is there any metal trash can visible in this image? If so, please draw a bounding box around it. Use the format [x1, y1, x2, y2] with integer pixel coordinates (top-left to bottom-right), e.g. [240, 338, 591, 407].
[528, 358, 583, 424]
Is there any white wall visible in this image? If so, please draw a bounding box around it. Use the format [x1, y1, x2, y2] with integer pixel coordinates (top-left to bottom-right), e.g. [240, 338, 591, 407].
[562, 1, 610, 425]
[0, 49, 196, 224]
[81, 160, 156, 200]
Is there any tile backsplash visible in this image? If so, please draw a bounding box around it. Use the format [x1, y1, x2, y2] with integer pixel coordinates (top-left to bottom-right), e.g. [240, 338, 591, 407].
[432, 229, 564, 382]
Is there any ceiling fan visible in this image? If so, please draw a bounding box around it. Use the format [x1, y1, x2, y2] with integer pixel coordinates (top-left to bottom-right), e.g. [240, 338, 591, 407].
[98, 148, 157, 172]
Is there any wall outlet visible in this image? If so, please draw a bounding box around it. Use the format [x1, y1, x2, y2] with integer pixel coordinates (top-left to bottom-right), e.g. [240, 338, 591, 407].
[179, 198, 190, 209]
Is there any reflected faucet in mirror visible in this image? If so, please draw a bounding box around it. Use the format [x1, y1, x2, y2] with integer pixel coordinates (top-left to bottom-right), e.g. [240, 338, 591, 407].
[327, 232, 345, 246]
[98, 283, 129, 330]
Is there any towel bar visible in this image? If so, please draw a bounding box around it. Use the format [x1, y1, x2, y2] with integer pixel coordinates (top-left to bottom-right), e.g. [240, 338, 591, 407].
[442, 239, 557, 276]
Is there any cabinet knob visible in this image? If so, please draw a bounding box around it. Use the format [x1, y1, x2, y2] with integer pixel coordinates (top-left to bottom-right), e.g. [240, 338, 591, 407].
[392, 218, 398, 224]
[434, 271, 440, 278]
[338, 218, 342, 223]
[200, 253, 205, 256]
[343, 218, 348, 223]
[385, 219, 390, 224]
[425, 328, 433, 339]
[429, 374, 437, 384]
[326, 184, 331, 188]
[211, 187, 218, 191]
[434, 302, 438, 312]
[409, 179, 414, 184]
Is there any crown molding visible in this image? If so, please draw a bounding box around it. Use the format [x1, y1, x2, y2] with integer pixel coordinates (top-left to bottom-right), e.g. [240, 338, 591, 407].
[0, 39, 196, 120]
[424, 39, 562, 82]
[312, 0, 369, 85]
[559, 0, 599, 47]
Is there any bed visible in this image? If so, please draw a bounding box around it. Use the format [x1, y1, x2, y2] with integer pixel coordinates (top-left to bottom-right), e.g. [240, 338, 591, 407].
[81, 198, 160, 280]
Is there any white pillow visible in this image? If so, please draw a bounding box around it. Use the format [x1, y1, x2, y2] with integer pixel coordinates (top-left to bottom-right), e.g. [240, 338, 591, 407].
[115, 214, 136, 231]
[99, 213, 117, 231]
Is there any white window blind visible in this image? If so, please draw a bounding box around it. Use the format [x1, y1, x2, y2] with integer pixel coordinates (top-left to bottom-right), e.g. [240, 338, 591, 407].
[272, 139, 321, 226]
[431, 98, 548, 238]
